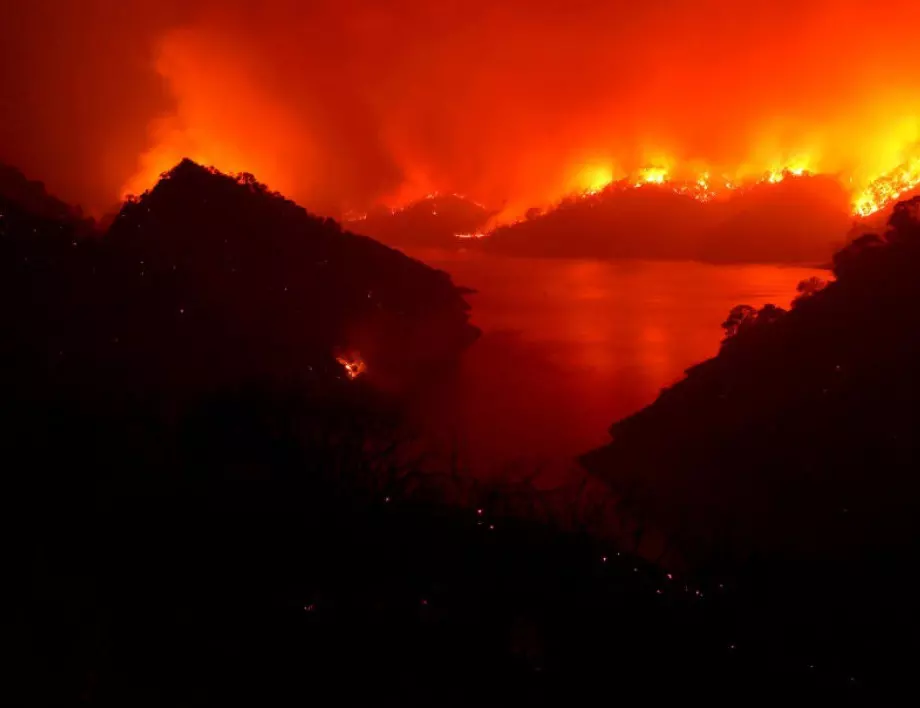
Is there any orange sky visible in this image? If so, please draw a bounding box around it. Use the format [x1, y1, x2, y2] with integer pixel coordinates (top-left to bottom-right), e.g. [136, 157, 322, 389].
[3, 0, 920, 218]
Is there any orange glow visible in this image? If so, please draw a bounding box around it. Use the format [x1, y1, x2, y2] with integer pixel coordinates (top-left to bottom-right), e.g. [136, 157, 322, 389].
[637, 167, 669, 186]
[8, 1, 920, 230]
[504, 155, 920, 223]
[571, 164, 617, 196]
[336, 354, 367, 380]
[114, 17, 920, 225]
[108, 3, 920, 228]
[853, 158, 920, 217]
[119, 29, 307, 203]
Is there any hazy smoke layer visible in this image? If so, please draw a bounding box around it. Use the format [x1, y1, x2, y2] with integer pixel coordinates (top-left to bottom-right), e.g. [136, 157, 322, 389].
[3, 0, 920, 217]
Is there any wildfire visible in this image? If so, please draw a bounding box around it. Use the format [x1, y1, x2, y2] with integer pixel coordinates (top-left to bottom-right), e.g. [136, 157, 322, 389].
[336, 354, 366, 380]
[529, 154, 920, 222]
[636, 167, 669, 185]
[124, 141, 920, 229]
[853, 158, 920, 217]
[109, 10, 920, 233]
[573, 165, 616, 196]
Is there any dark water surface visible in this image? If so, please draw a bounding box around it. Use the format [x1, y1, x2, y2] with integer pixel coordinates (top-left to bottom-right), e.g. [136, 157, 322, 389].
[408, 249, 822, 482]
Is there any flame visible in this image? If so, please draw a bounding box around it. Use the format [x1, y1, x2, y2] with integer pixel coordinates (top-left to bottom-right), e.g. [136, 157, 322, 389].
[573, 165, 616, 195]
[853, 158, 920, 217]
[336, 354, 366, 380]
[57, 0, 919, 235]
[118, 26, 920, 227]
[508, 153, 920, 223]
[121, 34, 920, 227]
[402, 152, 920, 228]
[637, 166, 669, 185]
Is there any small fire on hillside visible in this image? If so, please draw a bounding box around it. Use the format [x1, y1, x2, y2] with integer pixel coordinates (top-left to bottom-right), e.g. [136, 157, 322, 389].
[336, 353, 367, 380]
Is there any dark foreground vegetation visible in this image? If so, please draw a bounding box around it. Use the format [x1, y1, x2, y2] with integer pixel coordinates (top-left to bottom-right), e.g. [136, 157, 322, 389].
[4, 161, 911, 704]
[584, 196, 920, 695]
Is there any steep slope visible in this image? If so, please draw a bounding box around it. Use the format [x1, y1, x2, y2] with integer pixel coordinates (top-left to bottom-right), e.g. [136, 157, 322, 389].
[582, 196, 920, 560]
[1, 159, 479, 399]
[579, 197, 920, 689]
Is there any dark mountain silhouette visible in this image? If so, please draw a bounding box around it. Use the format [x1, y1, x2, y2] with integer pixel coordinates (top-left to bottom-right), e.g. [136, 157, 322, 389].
[0, 162, 92, 226]
[581, 195, 920, 688]
[6, 159, 823, 706]
[347, 192, 493, 249]
[581, 198, 920, 557]
[482, 174, 854, 264]
[694, 175, 853, 263]
[486, 186, 715, 259]
[5, 158, 900, 703]
[1, 159, 479, 401]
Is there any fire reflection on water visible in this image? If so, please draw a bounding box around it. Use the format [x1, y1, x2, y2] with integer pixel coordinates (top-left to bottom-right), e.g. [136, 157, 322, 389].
[406, 251, 822, 483]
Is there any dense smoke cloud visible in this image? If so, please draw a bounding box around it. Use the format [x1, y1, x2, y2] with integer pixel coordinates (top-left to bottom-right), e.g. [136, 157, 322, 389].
[3, 0, 920, 216]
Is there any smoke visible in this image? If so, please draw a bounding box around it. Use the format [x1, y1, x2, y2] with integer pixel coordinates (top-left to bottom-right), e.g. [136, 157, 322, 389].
[3, 0, 920, 217]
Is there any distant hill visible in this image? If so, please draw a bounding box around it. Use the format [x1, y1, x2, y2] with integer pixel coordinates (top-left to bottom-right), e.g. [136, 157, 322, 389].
[482, 175, 855, 264]
[485, 186, 715, 259]
[0, 162, 92, 226]
[346, 193, 493, 249]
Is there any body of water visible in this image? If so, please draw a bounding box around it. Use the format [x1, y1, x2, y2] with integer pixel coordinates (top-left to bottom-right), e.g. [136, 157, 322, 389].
[407, 249, 823, 481]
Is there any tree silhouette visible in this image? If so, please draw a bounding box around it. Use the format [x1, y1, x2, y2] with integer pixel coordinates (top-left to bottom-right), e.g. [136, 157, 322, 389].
[794, 275, 827, 303]
[721, 304, 757, 339]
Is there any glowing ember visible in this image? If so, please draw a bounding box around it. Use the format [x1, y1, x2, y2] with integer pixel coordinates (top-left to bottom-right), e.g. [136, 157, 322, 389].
[336, 354, 366, 380]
